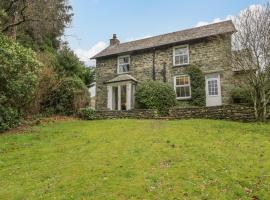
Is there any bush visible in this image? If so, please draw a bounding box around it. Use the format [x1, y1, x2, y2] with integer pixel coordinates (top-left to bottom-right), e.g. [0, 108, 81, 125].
[79, 107, 96, 120]
[187, 66, 205, 106]
[41, 76, 90, 115]
[231, 87, 252, 104]
[0, 34, 40, 132]
[135, 81, 176, 115]
[0, 105, 21, 132]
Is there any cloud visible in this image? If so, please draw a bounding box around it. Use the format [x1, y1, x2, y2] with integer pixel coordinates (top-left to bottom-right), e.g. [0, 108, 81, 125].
[195, 4, 262, 27]
[74, 41, 107, 66]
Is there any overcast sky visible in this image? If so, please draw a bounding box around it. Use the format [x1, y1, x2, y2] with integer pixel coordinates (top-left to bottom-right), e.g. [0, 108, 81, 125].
[64, 0, 265, 66]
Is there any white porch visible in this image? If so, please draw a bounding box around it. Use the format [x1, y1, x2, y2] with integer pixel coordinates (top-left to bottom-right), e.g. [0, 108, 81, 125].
[106, 74, 137, 111]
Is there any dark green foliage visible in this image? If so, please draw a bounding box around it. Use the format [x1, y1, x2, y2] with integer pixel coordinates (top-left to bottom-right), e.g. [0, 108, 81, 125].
[0, 0, 73, 50]
[135, 81, 176, 115]
[187, 66, 205, 106]
[0, 34, 40, 132]
[56, 46, 95, 86]
[232, 87, 252, 104]
[0, 105, 21, 132]
[41, 77, 89, 115]
[79, 107, 96, 120]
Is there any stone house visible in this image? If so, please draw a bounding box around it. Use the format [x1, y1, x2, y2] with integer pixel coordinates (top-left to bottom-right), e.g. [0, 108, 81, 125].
[92, 20, 237, 111]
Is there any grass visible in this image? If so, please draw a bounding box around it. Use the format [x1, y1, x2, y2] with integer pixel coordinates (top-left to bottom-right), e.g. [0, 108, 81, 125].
[0, 119, 270, 199]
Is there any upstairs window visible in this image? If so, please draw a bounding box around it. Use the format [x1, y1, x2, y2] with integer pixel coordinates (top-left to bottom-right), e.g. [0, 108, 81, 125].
[118, 55, 130, 74]
[173, 45, 189, 66]
[174, 75, 191, 99]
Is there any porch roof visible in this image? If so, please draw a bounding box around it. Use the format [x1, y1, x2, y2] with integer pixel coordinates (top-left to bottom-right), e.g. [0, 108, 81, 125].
[105, 74, 138, 84]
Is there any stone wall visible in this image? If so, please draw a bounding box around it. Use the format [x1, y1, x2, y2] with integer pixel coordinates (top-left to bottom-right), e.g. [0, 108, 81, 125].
[95, 35, 234, 110]
[169, 105, 255, 122]
[95, 109, 158, 119]
[94, 105, 256, 122]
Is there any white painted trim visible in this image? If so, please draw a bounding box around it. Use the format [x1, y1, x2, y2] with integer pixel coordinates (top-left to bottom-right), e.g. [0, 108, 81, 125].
[173, 45, 189, 66]
[174, 75, 192, 100]
[126, 83, 132, 110]
[117, 55, 130, 74]
[117, 85, 121, 110]
[107, 85, 113, 110]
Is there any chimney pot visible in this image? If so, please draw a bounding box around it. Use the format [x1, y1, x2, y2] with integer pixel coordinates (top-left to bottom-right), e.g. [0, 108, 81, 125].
[110, 34, 120, 46]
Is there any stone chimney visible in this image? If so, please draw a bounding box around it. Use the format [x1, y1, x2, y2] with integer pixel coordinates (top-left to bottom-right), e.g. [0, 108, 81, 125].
[110, 34, 120, 46]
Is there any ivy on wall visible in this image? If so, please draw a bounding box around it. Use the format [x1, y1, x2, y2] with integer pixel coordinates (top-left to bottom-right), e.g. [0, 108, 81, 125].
[186, 65, 205, 107]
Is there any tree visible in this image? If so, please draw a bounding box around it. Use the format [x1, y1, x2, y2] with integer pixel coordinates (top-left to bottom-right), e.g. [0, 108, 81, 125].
[56, 46, 95, 86]
[231, 2, 270, 121]
[0, 0, 73, 48]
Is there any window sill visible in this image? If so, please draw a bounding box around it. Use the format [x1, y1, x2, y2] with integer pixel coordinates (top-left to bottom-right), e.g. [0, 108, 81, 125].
[176, 97, 191, 100]
[173, 63, 190, 67]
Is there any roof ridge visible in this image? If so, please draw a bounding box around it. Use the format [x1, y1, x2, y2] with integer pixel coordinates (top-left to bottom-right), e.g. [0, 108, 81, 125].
[119, 20, 233, 45]
[92, 20, 236, 59]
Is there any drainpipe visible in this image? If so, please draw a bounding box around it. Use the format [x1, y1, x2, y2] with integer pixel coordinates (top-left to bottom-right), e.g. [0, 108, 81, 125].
[152, 48, 156, 81]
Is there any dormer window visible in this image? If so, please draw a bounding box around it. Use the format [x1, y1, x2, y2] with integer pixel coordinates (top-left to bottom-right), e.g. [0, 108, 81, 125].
[118, 55, 130, 74]
[173, 45, 189, 66]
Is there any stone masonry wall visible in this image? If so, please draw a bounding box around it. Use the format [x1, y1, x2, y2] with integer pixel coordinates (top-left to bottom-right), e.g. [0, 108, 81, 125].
[94, 105, 256, 122]
[95, 35, 233, 110]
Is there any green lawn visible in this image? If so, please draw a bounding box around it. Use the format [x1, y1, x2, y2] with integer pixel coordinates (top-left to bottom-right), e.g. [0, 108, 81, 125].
[0, 119, 270, 199]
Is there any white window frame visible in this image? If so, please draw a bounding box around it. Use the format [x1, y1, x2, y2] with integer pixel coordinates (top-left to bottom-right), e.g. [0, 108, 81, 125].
[173, 45, 189, 66]
[117, 55, 130, 74]
[174, 75, 192, 100]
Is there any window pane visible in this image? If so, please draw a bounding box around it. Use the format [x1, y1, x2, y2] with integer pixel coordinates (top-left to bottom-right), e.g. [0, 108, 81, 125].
[175, 47, 188, 55]
[180, 87, 185, 97]
[179, 76, 185, 85]
[180, 56, 184, 64]
[176, 77, 180, 85]
[183, 55, 188, 64]
[176, 76, 189, 86]
[176, 87, 181, 97]
[119, 56, 129, 64]
[122, 64, 129, 72]
[119, 58, 124, 64]
[208, 80, 218, 96]
[176, 86, 191, 98]
[119, 64, 129, 73]
[175, 56, 180, 65]
[184, 86, 190, 97]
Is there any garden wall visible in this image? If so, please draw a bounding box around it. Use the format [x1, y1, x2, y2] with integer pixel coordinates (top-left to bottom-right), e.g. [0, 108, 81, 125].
[95, 105, 257, 122]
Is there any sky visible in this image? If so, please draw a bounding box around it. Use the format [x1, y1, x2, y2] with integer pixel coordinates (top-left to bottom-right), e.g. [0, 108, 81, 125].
[64, 0, 266, 66]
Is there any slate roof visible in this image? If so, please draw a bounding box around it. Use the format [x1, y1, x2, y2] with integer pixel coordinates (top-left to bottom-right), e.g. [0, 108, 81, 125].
[105, 74, 138, 84]
[92, 20, 236, 59]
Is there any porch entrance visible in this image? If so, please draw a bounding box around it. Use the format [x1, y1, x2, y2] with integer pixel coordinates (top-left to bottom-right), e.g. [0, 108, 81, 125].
[108, 82, 136, 111]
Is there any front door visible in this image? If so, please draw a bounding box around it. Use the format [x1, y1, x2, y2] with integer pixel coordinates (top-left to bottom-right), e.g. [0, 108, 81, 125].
[205, 73, 222, 107]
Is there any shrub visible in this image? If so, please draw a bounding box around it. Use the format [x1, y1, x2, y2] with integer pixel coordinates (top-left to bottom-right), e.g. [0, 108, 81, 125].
[0, 34, 40, 132]
[135, 81, 176, 115]
[0, 105, 21, 132]
[187, 66, 205, 106]
[41, 76, 90, 115]
[79, 107, 96, 120]
[231, 87, 252, 104]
